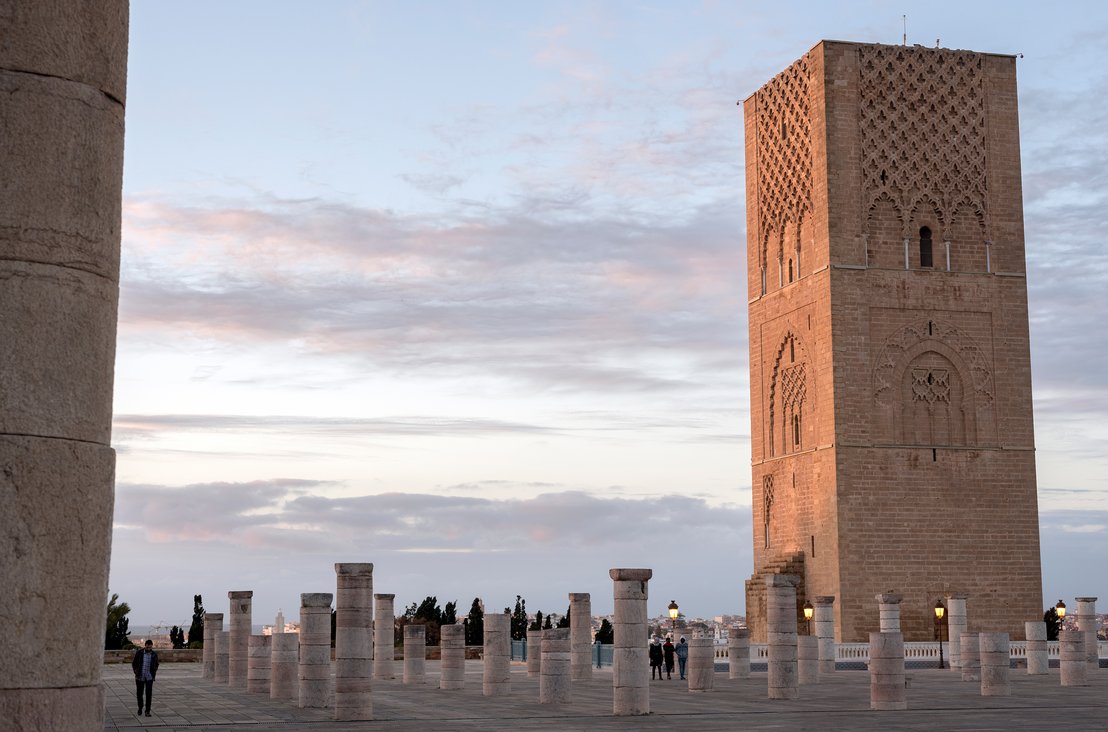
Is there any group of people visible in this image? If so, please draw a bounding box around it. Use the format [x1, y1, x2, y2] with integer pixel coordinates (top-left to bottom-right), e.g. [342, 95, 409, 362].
[648, 635, 689, 680]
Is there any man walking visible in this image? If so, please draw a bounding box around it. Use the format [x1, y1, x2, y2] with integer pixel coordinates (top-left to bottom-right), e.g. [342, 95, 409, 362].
[131, 639, 159, 717]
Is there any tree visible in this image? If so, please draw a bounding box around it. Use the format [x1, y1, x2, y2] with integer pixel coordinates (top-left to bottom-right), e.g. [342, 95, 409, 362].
[1044, 608, 1062, 641]
[530, 611, 544, 632]
[105, 592, 132, 650]
[331, 609, 337, 647]
[557, 604, 571, 629]
[595, 618, 614, 644]
[169, 625, 186, 649]
[463, 598, 484, 646]
[542, 613, 553, 630]
[186, 594, 205, 648]
[442, 600, 458, 626]
[412, 596, 443, 645]
[510, 595, 528, 641]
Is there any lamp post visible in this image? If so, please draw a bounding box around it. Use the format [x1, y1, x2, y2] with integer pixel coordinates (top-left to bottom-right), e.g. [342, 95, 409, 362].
[1054, 599, 1066, 636]
[803, 600, 814, 635]
[934, 599, 946, 669]
[668, 600, 679, 637]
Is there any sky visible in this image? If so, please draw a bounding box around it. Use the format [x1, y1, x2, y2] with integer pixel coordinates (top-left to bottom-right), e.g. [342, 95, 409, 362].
[111, 1, 1108, 627]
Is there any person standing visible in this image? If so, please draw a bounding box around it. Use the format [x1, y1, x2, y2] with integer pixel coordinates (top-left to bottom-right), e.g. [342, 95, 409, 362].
[662, 636, 675, 679]
[675, 636, 689, 680]
[648, 636, 664, 680]
[131, 639, 159, 717]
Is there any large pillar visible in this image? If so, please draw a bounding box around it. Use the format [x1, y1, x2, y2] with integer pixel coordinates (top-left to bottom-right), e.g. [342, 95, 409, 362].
[1025, 621, 1048, 675]
[1060, 629, 1088, 687]
[270, 633, 299, 700]
[539, 628, 571, 704]
[728, 627, 749, 679]
[876, 593, 902, 633]
[813, 596, 835, 674]
[334, 563, 373, 721]
[298, 593, 333, 709]
[869, 632, 906, 711]
[372, 593, 395, 680]
[403, 624, 426, 685]
[960, 633, 980, 682]
[228, 591, 253, 688]
[0, 4, 128, 729]
[569, 592, 593, 681]
[214, 631, 230, 684]
[482, 611, 510, 696]
[946, 594, 968, 669]
[1075, 597, 1098, 674]
[687, 636, 715, 692]
[766, 574, 799, 700]
[610, 568, 651, 716]
[247, 635, 271, 694]
[202, 613, 223, 679]
[440, 624, 466, 690]
[526, 628, 543, 677]
[978, 633, 1010, 697]
[797, 635, 819, 685]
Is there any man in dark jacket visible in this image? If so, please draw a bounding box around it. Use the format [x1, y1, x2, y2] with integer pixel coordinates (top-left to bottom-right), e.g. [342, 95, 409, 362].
[131, 639, 160, 717]
[662, 637, 675, 679]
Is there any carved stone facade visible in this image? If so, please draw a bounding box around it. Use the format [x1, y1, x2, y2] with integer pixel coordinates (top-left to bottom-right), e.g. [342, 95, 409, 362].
[744, 41, 1042, 643]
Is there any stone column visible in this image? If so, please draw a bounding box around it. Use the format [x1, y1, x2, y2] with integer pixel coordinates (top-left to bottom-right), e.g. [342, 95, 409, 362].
[440, 624, 466, 690]
[1075, 597, 1098, 674]
[569, 592, 593, 681]
[946, 594, 968, 669]
[228, 591, 253, 688]
[334, 563, 373, 721]
[403, 624, 426, 685]
[978, 633, 1010, 697]
[1025, 621, 1048, 675]
[876, 593, 903, 632]
[728, 627, 749, 679]
[540, 628, 571, 704]
[687, 636, 715, 692]
[766, 574, 800, 700]
[0, 4, 128, 729]
[270, 632, 299, 700]
[215, 631, 231, 683]
[372, 593, 395, 680]
[1060, 629, 1088, 687]
[960, 633, 980, 682]
[298, 593, 333, 709]
[526, 629, 543, 677]
[610, 568, 651, 716]
[482, 611, 510, 696]
[813, 596, 835, 674]
[202, 613, 224, 679]
[798, 635, 819, 685]
[247, 635, 272, 694]
[869, 632, 906, 711]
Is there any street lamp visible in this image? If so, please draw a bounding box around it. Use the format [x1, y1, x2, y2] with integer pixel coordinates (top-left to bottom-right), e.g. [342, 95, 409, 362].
[1055, 599, 1066, 619]
[668, 600, 679, 637]
[803, 601, 814, 635]
[934, 599, 946, 669]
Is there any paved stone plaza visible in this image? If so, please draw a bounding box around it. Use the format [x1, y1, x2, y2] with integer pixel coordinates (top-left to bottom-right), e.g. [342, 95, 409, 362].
[103, 662, 1107, 731]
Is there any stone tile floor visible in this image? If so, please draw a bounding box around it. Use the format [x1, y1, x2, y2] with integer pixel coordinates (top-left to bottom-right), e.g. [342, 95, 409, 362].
[103, 662, 1108, 731]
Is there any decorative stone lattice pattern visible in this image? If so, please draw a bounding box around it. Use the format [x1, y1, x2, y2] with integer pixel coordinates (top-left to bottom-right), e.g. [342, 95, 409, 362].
[911, 368, 950, 403]
[755, 54, 813, 265]
[873, 320, 993, 409]
[860, 45, 988, 234]
[768, 332, 810, 456]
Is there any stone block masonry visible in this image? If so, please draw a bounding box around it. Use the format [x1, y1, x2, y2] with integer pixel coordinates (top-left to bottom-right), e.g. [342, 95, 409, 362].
[298, 593, 333, 709]
[228, 591, 253, 689]
[334, 564, 373, 721]
[610, 568, 652, 716]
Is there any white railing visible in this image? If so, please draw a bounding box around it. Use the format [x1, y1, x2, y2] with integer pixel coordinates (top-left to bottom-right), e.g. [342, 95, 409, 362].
[714, 640, 1106, 664]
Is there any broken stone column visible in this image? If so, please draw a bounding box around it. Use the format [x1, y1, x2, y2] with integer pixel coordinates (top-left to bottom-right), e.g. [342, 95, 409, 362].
[334, 563, 373, 721]
[610, 568, 652, 716]
[687, 636, 715, 692]
[946, 594, 968, 669]
[1060, 629, 1088, 687]
[483, 611, 510, 696]
[540, 628, 571, 704]
[403, 624, 426, 685]
[0, 4, 128, 729]
[203, 613, 224, 679]
[798, 635, 819, 685]
[440, 623, 465, 690]
[1075, 597, 1098, 674]
[813, 596, 835, 674]
[228, 591, 253, 688]
[372, 594, 395, 680]
[978, 632, 1010, 697]
[728, 627, 749, 679]
[298, 593, 333, 709]
[876, 593, 903, 633]
[270, 633, 299, 700]
[527, 628, 543, 677]
[569, 592, 593, 681]
[869, 632, 906, 710]
[960, 633, 980, 682]
[247, 635, 272, 694]
[215, 631, 231, 684]
[1025, 621, 1048, 675]
[766, 574, 800, 700]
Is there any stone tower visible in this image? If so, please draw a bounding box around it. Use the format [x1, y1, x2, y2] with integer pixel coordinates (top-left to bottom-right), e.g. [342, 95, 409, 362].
[743, 41, 1042, 642]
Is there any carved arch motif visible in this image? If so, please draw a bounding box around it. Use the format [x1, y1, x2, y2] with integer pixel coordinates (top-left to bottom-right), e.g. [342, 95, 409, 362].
[768, 328, 814, 456]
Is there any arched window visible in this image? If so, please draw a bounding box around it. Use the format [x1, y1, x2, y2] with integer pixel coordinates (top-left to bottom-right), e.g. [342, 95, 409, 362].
[919, 226, 934, 268]
[792, 413, 801, 446]
[788, 258, 794, 282]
